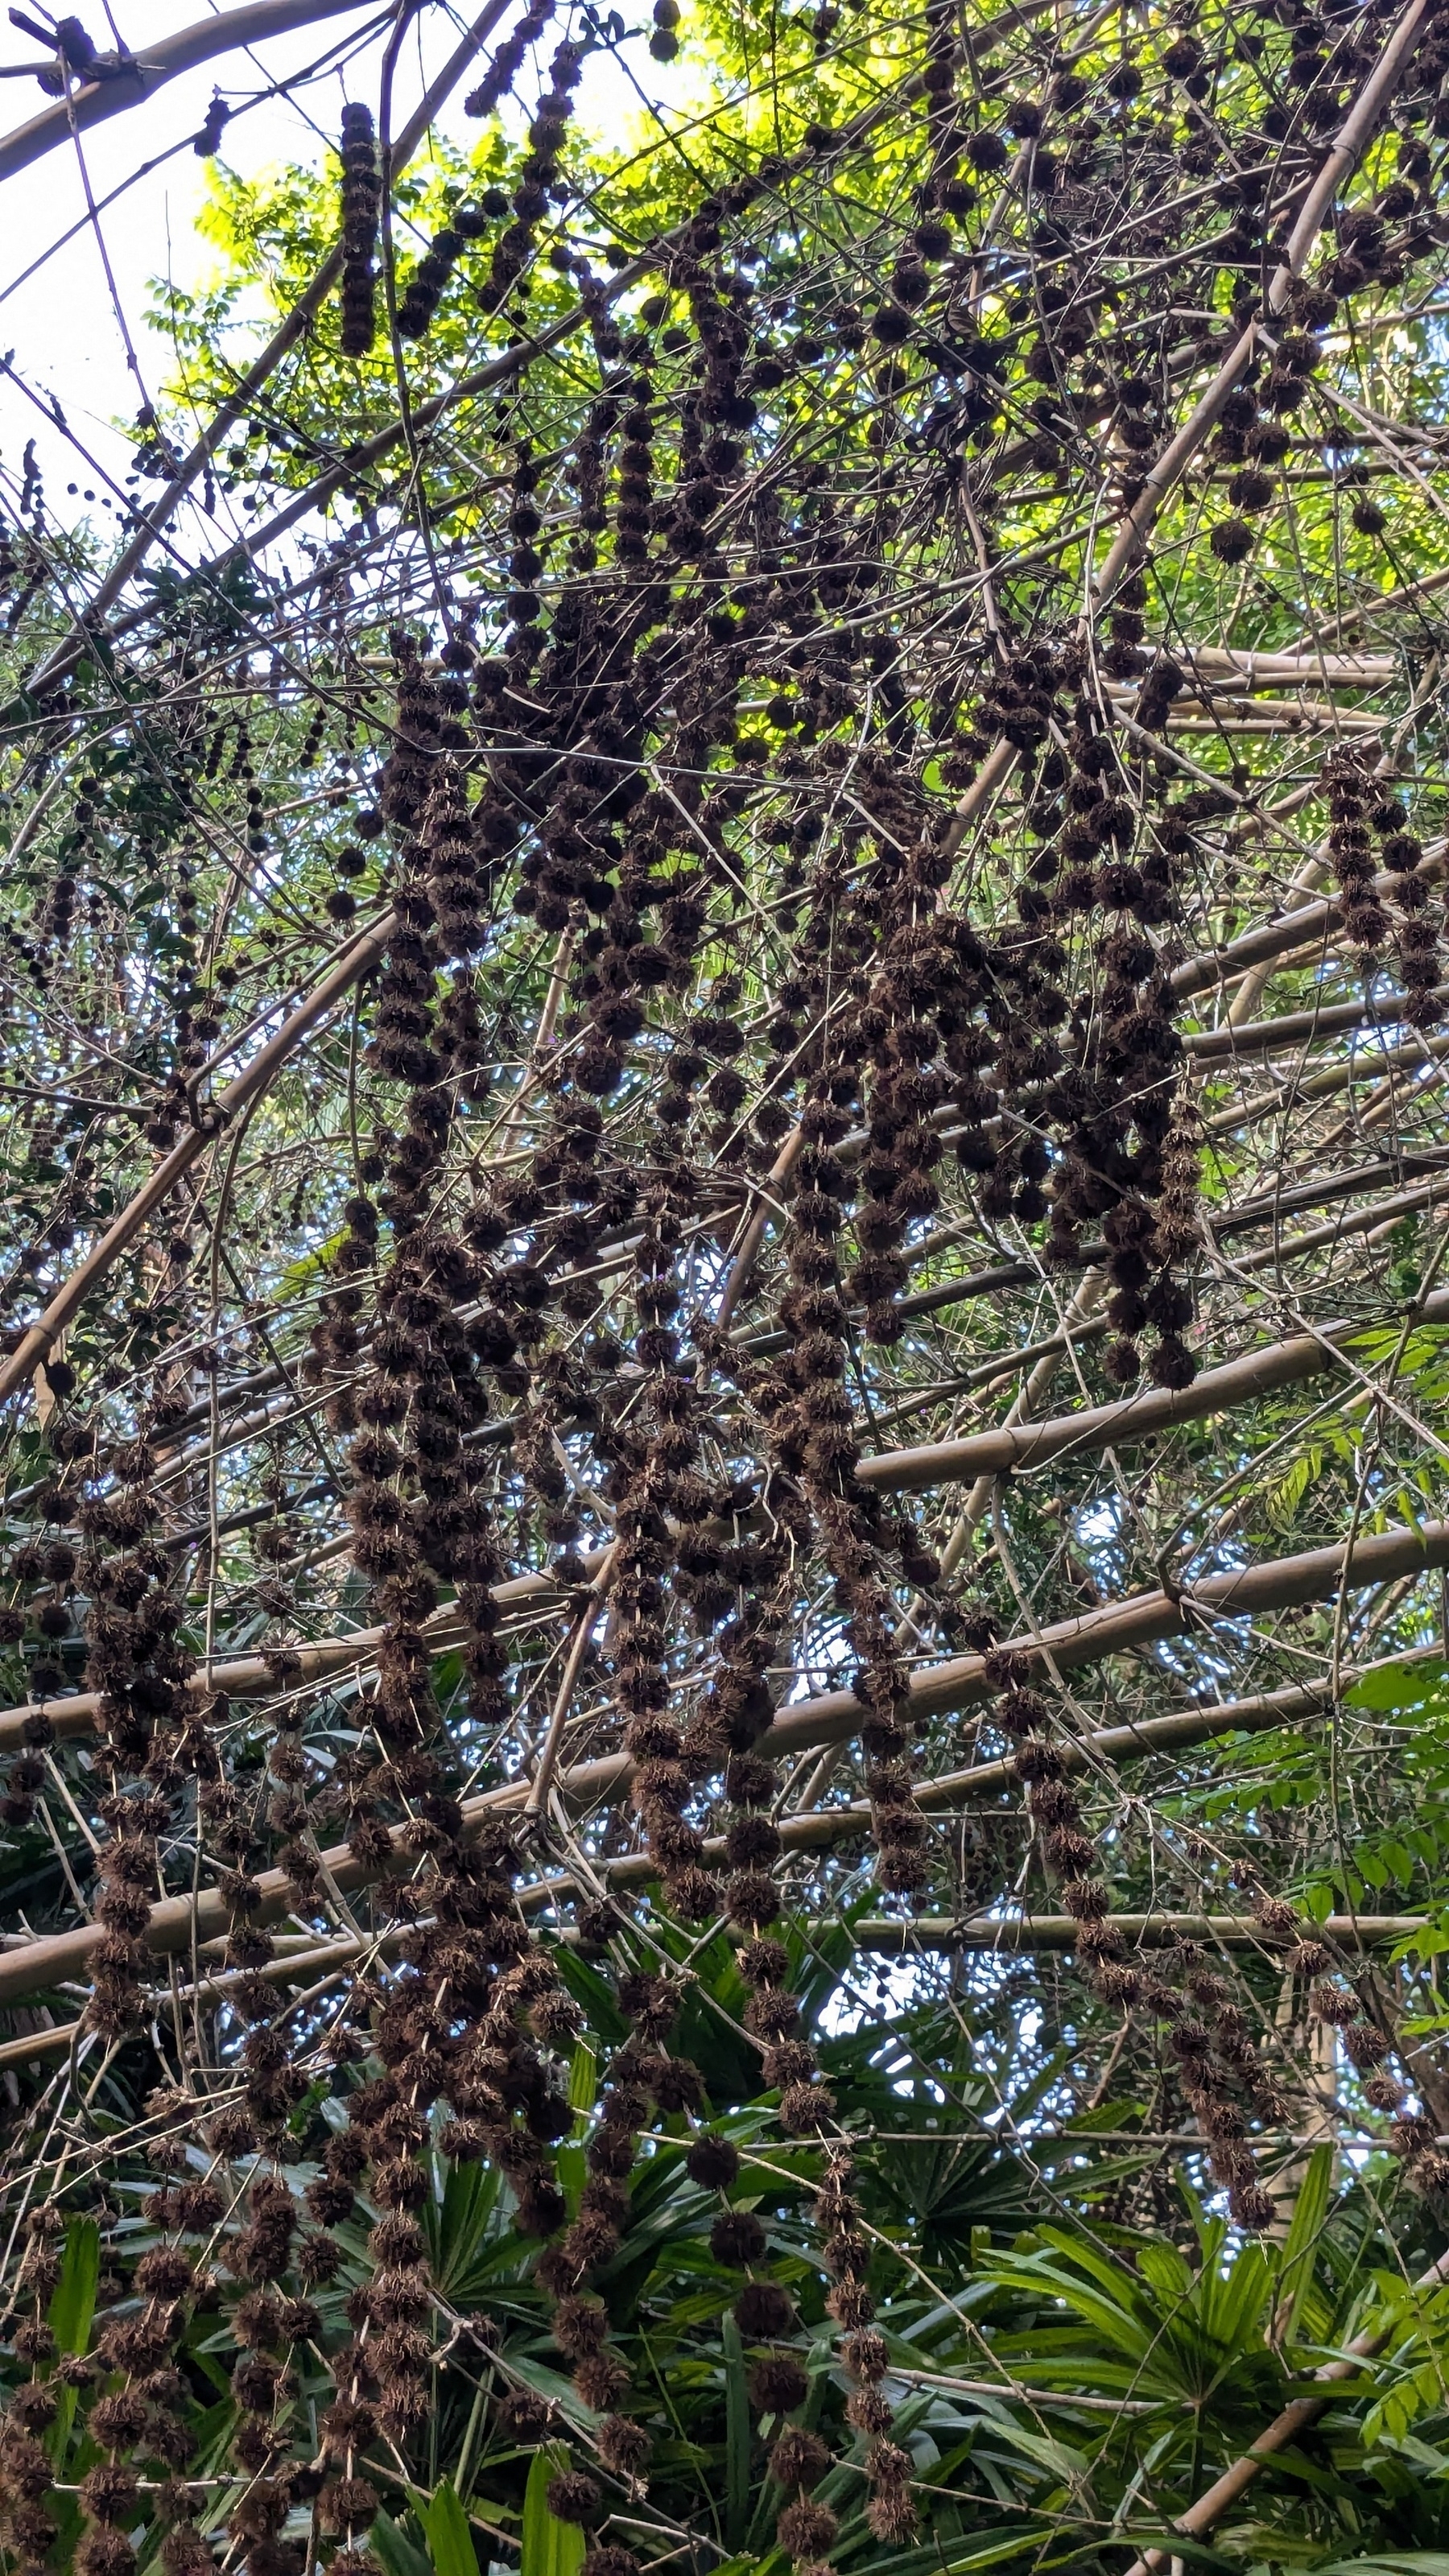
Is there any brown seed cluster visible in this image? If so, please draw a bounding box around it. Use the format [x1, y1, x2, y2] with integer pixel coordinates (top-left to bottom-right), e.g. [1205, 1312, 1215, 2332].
[7, 0, 1449, 2563]
[338, 101, 382, 359]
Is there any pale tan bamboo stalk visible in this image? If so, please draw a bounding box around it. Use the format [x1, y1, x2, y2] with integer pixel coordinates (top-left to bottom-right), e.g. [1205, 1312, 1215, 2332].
[1120, 2235, 1449, 2576]
[0, 1558, 582, 1751]
[0, 1909, 1430, 2075]
[0, 0, 372, 182]
[6, 1278, 1443, 1751]
[1171, 846, 1446, 1001]
[2, 1513, 1448, 2010]
[853, 1286, 1449, 1496]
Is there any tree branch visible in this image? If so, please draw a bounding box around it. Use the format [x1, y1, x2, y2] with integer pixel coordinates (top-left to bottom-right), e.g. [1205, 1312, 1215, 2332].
[2, 1516, 1447, 2011]
[0, 0, 371, 183]
[0, 912, 396, 1410]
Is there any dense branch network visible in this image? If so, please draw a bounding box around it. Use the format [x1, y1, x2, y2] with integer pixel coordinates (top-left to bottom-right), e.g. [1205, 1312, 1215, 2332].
[3, 0, 1449, 2566]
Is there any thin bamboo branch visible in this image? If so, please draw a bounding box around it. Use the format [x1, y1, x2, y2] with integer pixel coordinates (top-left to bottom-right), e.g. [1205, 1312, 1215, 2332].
[522, 1540, 619, 1818]
[0, 0, 371, 182]
[1092, 0, 1430, 600]
[74, 0, 1066, 660]
[25, 0, 518, 689]
[812, 1911, 1422, 1953]
[2, 1904, 1432, 2076]
[0, 911, 396, 1410]
[855, 1282, 1449, 1496]
[3, 1516, 1448, 2010]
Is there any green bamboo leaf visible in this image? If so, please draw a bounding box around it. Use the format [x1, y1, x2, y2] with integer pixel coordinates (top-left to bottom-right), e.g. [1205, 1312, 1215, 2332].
[568, 2039, 597, 2117]
[1315, 2559, 1449, 2576]
[1275, 2141, 1335, 2339]
[423, 2477, 480, 2576]
[1124, 2538, 1242, 2573]
[553, 1949, 629, 2045]
[722, 2310, 749, 2551]
[48, 2216, 98, 2357]
[431, 2157, 502, 2298]
[371, 2512, 432, 2576]
[522, 2446, 586, 2576]
[1348, 1657, 1449, 1711]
